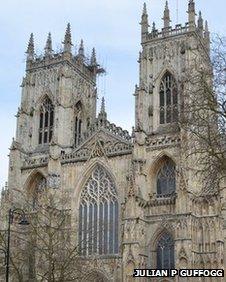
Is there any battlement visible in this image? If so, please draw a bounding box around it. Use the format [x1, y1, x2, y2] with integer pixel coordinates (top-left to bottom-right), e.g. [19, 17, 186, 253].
[146, 23, 190, 42]
[25, 24, 105, 80]
[141, 1, 210, 49]
[26, 51, 104, 80]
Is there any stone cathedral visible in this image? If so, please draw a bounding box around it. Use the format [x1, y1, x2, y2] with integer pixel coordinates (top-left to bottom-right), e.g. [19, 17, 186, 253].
[1, 1, 226, 281]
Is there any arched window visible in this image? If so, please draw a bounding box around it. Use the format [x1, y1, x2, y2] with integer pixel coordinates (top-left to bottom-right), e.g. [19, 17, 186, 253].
[75, 116, 82, 147]
[157, 159, 176, 197]
[27, 174, 47, 209]
[79, 165, 119, 256]
[159, 72, 178, 124]
[157, 232, 175, 269]
[39, 97, 54, 144]
[75, 101, 82, 147]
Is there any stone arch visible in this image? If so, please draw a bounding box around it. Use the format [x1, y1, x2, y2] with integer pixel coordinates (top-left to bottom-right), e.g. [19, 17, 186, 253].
[77, 162, 119, 256]
[74, 100, 83, 112]
[149, 153, 176, 197]
[154, 67, 178, 88]
[73, 159, 118, 210]
[82, 269, 109, 282]
[24, 169, 47, 208]
[35, 93, 54, 108]
[24, 169, 47, 193]
[149, 226, 175, 269]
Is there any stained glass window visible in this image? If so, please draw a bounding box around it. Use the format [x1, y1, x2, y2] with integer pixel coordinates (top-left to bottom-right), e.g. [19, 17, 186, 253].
[157, 159, 176, 197]
[157, 232, 175, 269]
[79, 165, 119, 256]
[159, 72, 178, 124]
[39, 97, 54, 144]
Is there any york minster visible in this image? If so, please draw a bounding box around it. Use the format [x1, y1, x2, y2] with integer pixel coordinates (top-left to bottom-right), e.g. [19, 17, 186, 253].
[0, 1, 226, 281]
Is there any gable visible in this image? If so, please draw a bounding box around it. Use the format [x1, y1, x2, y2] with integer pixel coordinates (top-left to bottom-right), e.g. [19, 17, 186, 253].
[61, 128, 132, 164]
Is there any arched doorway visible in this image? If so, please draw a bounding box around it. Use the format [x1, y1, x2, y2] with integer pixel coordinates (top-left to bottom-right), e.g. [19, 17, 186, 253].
[83, 270, 109, 282]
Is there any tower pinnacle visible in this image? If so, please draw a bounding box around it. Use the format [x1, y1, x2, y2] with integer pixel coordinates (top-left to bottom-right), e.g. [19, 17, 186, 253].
[44, 32, 53, 57]
[188, 0, 196, 30]
[163, 1, 171, 28]
[26, 33, 35, 61]
[90, 48, 97, 66]
[197, 11, 204, 35]
[141, 3, 149, 41]
[78, 39, 85, 58]
[98, 97, 107, 121]
[204, 20, 210, 53]
[63, 23, 73, 53]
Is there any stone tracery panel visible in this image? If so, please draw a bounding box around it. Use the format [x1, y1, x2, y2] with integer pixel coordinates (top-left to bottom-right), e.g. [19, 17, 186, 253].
[79, 165, 119, 256]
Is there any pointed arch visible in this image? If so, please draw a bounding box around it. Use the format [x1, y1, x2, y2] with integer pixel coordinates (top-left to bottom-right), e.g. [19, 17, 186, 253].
[35, 93, 54, 108]
[151, 225, 175, 249]
[149, 154, 176, 197]
[74, 100, 83, 147]
[150, 227, 175, 270]
[83, 269, 109, 282]
[24, 170, 47, 208]
[78, 163, 119, 256]
[157, 158, 176, 197]
[159, 70, 178, 124]
[74, 160, 118, 205]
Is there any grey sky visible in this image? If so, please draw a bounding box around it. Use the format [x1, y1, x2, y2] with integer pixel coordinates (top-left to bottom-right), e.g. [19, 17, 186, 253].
[0, 0, 225, 188]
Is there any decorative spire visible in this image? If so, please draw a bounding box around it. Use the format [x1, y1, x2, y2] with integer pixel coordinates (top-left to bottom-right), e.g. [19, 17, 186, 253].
[188, 0, 196, 30]
[44, 32, 53, 57]
[63, 23, 73, 53]
[141, 3, 149, 40]
[151, 22, 157, 37]
[90, 48, 97, 66]
[143, 2, 147, 14]
[204, 20, 210, 52]
[78, 39, 85, 58]
[197, 11, 203, 34]
[204, 20, 209, 36]
[163, 1, 171, 28]
[98, 97, 107, 121]
[26, 33, 35, 61]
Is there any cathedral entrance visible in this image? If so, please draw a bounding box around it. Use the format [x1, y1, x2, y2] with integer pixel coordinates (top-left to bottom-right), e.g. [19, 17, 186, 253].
[83, 271, 109, 282]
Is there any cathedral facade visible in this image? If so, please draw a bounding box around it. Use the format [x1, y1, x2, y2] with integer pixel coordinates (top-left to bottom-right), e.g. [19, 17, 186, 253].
[1, 1, 226, 281]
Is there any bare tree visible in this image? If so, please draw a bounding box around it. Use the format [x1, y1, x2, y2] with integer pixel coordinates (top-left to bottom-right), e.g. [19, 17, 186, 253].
[0, 186, 93, 282]
[181, 34, 226, 192]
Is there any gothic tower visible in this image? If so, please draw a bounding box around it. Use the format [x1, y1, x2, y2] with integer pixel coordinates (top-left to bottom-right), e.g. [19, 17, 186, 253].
[122, 1, 224, 280]
[1, 1, 225, 282]
[8, 24, 105, 203]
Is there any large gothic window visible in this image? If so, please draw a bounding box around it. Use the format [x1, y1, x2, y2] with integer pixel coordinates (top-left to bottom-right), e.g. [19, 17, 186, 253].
[157, 232, 175, 269]
[159, 72, 178, 124]
[39, 97, 54, 144]
[157, 159, 176, 197]
[79, 165, 119, 256]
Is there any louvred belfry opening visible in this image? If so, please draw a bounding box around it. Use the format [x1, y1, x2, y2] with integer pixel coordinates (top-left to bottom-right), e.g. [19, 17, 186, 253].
[159, 72, 178, 124]
[38, 96, 54, 144]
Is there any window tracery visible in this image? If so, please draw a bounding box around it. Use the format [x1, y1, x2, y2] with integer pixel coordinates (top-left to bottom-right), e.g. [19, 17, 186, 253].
[156, 232, 175, 269]
[159, 72, 178, 124]
[38, 97, 54, 144]
[75, 101, 82, 147]
[157, 159, 176, 197]
[79, 165, 119, 256]
[30, 175, 47, 209]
